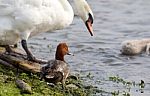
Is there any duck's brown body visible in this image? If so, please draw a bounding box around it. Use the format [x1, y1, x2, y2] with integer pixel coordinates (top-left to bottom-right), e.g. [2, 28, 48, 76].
[40, 43, 70, 85]
[41, 60, 69, 84]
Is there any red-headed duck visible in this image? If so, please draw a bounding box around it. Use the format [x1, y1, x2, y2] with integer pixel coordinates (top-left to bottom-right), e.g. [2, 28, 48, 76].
[40, 43, 72, 87]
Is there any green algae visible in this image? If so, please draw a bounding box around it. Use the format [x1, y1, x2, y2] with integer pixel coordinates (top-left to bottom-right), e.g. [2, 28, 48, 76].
[0, 64, 98, 96]
[109, 76, 146, 96]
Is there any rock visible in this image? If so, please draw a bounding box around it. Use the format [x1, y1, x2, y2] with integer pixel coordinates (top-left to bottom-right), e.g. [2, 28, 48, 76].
[16, 79, 32, 94]
[66, 84, 78, 89]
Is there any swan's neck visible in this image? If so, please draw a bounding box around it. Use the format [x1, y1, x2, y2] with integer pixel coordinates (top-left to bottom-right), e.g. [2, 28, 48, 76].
[58, 0, 74, 28]
[60, 0, 73, 12]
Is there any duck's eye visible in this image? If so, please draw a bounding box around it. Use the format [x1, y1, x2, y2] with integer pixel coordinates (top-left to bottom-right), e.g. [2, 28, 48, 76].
[63, 47, 68, 53]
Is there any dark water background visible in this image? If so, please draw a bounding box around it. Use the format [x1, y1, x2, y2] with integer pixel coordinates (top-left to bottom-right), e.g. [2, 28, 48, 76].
[27, 0, 150, 95]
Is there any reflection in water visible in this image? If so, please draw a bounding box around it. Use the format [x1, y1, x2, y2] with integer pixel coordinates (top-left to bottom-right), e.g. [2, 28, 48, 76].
[26, 0, 150, 95]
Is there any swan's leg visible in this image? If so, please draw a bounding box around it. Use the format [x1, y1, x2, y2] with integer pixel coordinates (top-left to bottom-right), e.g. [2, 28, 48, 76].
[21, 40, 47, 63]
[14, 44, 18, 48]
[2, 45, 24, 57]
[146, 43, 150, 54]
[21, 40, 36, 61]
[5, 45, 13, 53]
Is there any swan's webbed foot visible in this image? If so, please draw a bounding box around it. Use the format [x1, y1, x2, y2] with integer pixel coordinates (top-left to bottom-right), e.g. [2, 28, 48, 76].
[27, 54, 47, 64]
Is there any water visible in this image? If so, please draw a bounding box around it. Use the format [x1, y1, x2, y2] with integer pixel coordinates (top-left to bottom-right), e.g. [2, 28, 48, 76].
[27, 0, 150, 95]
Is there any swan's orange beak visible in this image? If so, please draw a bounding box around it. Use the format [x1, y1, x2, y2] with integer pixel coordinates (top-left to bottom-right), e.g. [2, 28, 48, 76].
[85, 13, 94, 36]
[86, 20, 93, 36]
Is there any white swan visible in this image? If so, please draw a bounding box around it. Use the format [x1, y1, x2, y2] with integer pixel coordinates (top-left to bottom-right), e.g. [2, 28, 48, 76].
[0, 0, 94, 62]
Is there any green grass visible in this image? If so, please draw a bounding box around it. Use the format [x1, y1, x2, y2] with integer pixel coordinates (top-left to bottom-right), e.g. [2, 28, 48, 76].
[0, 64, 98, 96]
[0, 63, 146, 96]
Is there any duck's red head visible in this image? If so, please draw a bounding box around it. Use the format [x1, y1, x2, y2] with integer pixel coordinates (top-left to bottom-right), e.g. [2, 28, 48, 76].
[55, 43, 70, 61]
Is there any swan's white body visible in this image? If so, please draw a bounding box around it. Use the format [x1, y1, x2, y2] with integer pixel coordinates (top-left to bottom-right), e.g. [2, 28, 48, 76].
[0, 0, 94, 61]
[0, 0, 93, 45]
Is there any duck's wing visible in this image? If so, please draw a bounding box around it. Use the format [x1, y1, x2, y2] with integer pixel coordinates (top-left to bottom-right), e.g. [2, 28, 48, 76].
[50, 60, 68, 72]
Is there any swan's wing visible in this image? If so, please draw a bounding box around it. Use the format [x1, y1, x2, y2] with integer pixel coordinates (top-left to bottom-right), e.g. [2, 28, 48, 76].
[0, 0, 73, 41]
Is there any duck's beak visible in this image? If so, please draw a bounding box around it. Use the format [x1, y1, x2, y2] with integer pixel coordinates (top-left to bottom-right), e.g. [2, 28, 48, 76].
[85, 13, 94, 36]
[67, 52, 74, 56]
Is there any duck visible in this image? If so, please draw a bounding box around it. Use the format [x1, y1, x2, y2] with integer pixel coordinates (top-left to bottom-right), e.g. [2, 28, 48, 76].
[40, 43, 71, 86]
[0, 0, 94, 63]
[121, 39, 150, 55]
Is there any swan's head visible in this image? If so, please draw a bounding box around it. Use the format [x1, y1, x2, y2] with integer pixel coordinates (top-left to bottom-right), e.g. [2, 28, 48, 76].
[74, 0, 94, 36]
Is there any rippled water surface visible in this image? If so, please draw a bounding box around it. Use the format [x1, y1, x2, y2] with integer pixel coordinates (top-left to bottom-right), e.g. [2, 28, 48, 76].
[28, 0, 150, 95]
